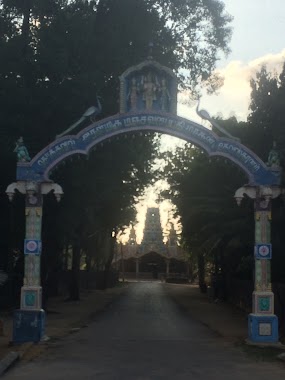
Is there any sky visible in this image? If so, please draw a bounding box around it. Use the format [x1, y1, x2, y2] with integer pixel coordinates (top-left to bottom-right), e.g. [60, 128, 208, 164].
[125, 0, 285, 244]
[182, 0, 285, 122]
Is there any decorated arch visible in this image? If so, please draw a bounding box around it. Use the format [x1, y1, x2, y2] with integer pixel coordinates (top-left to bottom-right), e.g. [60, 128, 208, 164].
[7, 55, 283, 345]
[16, 110, 280, 186]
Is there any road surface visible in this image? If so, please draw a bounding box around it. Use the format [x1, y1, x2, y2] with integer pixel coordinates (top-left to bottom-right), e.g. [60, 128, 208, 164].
[4, 282, 285, 379]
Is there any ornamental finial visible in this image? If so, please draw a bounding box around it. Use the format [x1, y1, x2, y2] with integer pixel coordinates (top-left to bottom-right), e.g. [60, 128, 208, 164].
[147, 41, 154, 60]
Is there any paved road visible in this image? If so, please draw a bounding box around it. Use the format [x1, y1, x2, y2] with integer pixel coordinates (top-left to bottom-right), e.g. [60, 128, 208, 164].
[4, 282, 285, 379]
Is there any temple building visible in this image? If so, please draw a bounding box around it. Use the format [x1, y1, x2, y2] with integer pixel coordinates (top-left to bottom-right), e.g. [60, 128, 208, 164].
[113, 207, 188, 279]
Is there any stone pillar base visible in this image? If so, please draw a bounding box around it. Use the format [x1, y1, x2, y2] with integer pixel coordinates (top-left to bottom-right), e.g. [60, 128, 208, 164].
[248, 313, 279, 343]
[13, 309, 45, 343]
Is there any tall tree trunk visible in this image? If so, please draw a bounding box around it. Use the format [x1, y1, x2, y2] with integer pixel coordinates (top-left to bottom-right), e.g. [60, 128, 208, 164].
[68, 238, 81, 300]
[197, 252, 207, 293]
[21, 0, 31, 58]
[102, 232, 114, 289]
[187, 259, 195, 283]
[63, 243, 69, 271]
[21, 0, 33, 88]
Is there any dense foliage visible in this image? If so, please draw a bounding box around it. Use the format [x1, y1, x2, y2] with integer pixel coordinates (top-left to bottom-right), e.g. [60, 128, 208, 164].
[160, 64, 285, 293]
[0, 0, 232, 300]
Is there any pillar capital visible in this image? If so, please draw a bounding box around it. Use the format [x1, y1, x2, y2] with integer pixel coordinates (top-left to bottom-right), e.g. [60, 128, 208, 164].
[234, 185, 284, 206]
[6, 181, 63, 202]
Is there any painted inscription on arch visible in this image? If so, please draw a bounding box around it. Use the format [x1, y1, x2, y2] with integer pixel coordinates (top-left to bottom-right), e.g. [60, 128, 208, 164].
[16, 112, 280, 186]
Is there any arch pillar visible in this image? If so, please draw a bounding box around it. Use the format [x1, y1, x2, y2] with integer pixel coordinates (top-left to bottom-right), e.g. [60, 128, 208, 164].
[6, 181, 63, 343]
[235, 185, 283, 343]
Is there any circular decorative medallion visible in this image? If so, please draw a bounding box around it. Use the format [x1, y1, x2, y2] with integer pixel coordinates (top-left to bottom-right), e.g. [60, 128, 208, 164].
[258, 245, 270, 257]
[259, 200, 268, 209]
[26, 240, 38, 252]
[28, 195, 38, 205]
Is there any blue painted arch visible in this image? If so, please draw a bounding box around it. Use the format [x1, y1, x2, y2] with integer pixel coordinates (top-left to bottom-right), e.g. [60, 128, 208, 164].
[16, 111, 280, 186]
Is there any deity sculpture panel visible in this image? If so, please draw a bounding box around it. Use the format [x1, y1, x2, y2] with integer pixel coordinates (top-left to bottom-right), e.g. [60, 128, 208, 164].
[120, 60, 177, 114]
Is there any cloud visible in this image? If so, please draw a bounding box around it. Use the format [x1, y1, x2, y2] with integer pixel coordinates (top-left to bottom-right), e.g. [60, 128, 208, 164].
[248, 49, 285, 74]
[179, 49, 285, 122]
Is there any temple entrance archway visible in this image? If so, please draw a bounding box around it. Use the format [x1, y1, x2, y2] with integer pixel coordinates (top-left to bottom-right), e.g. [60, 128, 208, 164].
[139, 251, 166, 275]
[6, 55, 283, 345]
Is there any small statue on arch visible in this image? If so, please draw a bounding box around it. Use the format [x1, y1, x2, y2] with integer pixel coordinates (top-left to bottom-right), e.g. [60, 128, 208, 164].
[267, 141, 281, 169]
[141, 72, 158, 110]
[159, 77, 171, 111]
[14, 137, 31, 162]
[128, 77, 139, 111]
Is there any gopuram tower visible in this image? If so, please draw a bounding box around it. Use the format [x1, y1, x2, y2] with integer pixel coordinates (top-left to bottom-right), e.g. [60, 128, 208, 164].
[140, 207, 166, 255]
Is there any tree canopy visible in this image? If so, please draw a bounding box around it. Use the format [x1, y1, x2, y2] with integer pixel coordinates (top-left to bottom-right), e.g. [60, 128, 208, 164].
[0, 0, 234, 297]
[160, 63, 285, 291]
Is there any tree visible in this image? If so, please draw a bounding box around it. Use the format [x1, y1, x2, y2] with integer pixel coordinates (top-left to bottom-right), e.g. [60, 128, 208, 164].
[247, 63, 285, 283]
[0, 0, 233, 298]
[148, 0, 233, 91]
[247, 66, 280, 160]
[160, 126, 253, 292]
[43, 132, 159, 298]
